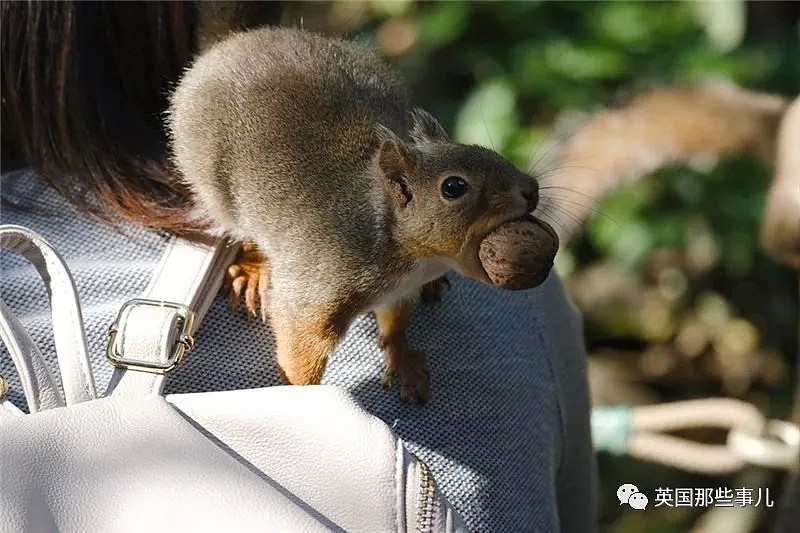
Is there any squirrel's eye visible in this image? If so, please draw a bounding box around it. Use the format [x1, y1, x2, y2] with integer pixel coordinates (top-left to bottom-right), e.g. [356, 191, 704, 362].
[441, 176, 470, 200]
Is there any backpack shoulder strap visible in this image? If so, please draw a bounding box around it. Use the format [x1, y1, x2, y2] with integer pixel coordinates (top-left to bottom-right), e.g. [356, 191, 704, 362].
[106, 233, 238, 396]
[0, 225, 94, 410]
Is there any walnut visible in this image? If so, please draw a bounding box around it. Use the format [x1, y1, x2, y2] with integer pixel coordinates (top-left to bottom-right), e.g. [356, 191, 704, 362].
[478, 216, 559, 290]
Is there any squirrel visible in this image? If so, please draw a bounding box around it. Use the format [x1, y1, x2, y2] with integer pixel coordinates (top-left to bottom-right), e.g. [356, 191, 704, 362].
[168, 27, 552, 403]
[539, 83, 799, 268]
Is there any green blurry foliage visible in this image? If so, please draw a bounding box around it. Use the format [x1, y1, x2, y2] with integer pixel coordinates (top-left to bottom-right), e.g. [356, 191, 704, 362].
[358, 1, 797, 156]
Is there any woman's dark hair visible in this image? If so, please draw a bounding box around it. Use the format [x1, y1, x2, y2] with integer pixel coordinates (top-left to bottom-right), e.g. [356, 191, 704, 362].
[1, 1, 283, 233]
[1, 1, 198, 230]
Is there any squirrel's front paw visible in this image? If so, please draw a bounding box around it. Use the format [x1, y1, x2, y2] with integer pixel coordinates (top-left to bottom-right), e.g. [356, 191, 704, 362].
[227, 241, 271, 320]
[379, 335, 430, 404]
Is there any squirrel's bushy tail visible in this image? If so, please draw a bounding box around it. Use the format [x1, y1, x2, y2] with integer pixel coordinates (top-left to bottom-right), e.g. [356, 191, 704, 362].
[538, 83, 798, 266]
[762, 97, 800, 268]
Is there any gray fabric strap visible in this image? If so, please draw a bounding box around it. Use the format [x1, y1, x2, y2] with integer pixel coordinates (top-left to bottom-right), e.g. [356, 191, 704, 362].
[0, 225, 95, 408]
[108, 234, 238, 396]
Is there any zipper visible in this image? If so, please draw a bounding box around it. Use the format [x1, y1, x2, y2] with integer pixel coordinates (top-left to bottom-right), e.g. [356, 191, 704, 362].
[416, 460, 435, 532]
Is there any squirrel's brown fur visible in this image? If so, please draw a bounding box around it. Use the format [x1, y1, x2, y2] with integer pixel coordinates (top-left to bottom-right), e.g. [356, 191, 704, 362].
[543, 83, 798, 267]
[168, 27, 540, 402]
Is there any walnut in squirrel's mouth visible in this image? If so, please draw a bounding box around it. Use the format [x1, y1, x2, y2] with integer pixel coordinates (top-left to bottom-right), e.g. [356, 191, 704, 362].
[477, 215, 559, 290]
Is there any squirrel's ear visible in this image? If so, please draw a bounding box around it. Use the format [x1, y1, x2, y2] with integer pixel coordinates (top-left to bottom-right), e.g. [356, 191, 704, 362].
[410, 108, 449, 144]
[376, 125, 414, 208]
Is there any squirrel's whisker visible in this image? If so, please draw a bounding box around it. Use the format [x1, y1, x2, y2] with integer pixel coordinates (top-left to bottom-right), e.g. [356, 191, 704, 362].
[539, 193, 613, 221]
[538, 205, 582, 234]
[480, 100, 497, 152]
[536, 162, 601, 184]
[535, 208, 574, 238]
[538, 185, 596, 199]
[527, 138, 561, 177]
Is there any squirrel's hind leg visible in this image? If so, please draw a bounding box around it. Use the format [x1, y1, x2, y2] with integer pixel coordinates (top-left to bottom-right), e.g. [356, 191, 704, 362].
[375, 300, 430, 404]
[269, 305, 352, 386]
[227, 241, 271, 320]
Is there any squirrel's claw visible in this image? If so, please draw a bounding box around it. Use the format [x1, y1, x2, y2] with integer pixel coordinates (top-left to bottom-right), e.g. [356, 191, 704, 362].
[226, 242, 271, 320]
[379, 335, 430, 404]
[227, 266, 246, 310]
[399, 358, 430, 404]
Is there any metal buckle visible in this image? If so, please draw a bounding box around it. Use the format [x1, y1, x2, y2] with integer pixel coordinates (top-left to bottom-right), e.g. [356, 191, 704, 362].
[106, 298, 196, 375]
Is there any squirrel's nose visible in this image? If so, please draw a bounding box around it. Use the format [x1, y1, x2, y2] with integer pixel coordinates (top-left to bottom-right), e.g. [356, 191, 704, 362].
[519, 180, 539, 212]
